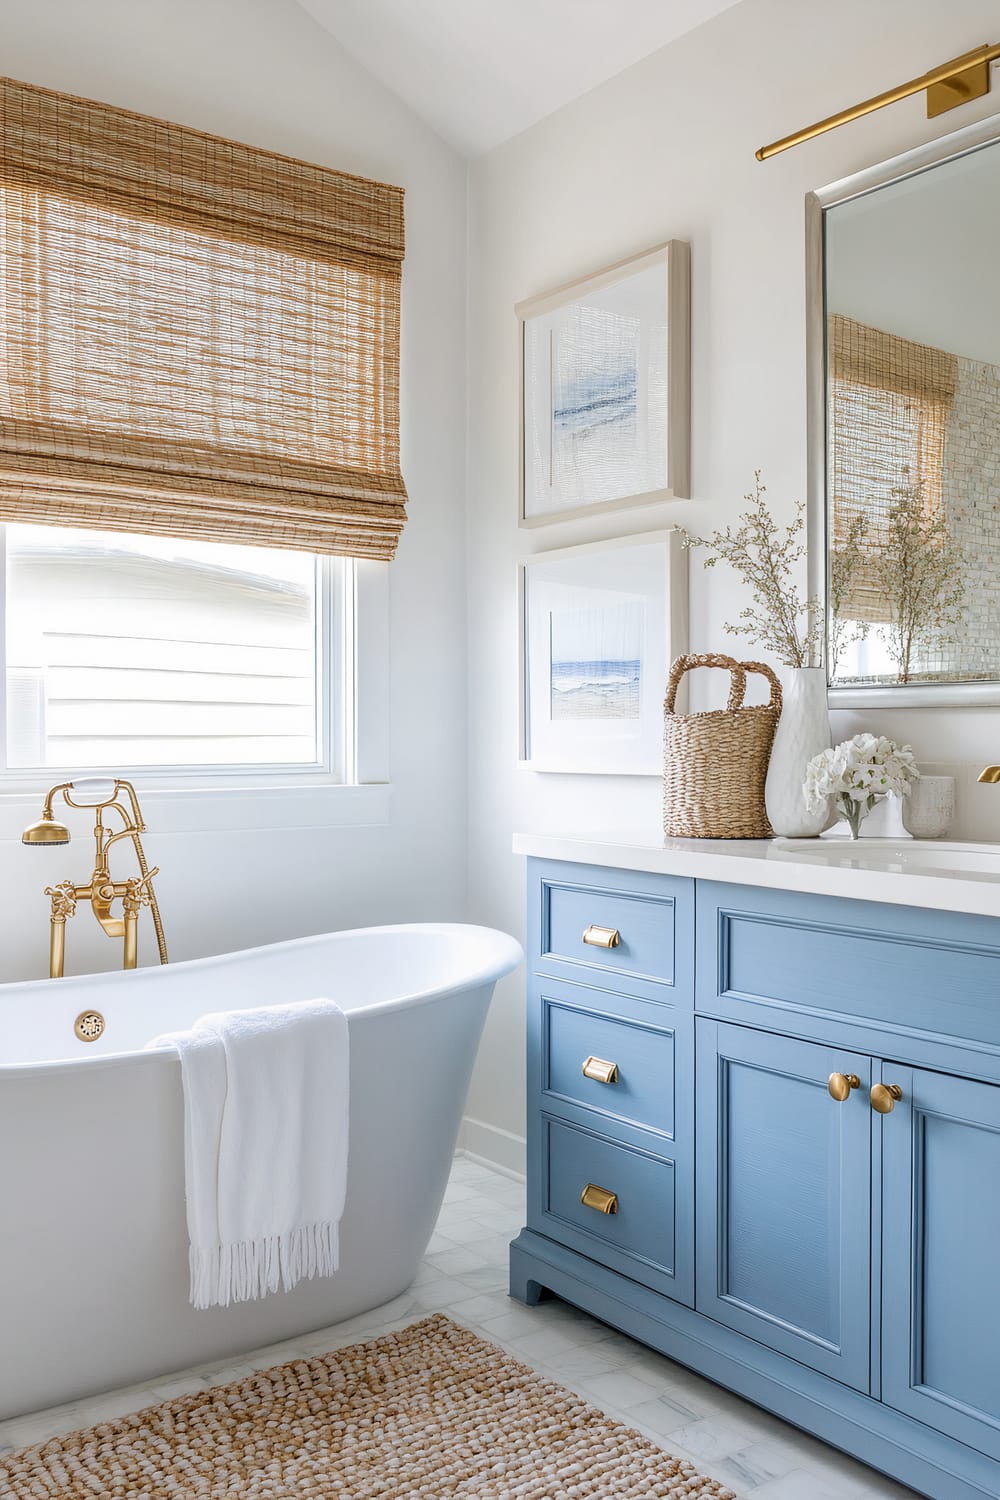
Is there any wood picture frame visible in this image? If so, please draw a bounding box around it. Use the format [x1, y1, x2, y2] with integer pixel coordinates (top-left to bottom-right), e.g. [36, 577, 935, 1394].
[517, 241, 690, 528]
[518, 529, 688, 774]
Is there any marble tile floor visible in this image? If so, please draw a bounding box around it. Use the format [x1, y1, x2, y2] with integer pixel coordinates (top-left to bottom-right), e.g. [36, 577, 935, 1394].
[0, 1156, 922, 1500]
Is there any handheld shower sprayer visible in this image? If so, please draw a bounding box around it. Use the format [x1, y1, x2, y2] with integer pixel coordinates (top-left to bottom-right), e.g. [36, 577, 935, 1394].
[22, 777, 168, 979]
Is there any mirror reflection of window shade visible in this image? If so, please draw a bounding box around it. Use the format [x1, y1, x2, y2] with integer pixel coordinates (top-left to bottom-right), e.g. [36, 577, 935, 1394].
[828, 314, 957, 623]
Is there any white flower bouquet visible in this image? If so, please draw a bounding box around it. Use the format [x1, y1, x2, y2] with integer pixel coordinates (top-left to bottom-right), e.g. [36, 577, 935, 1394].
[804, 734, 919, 839]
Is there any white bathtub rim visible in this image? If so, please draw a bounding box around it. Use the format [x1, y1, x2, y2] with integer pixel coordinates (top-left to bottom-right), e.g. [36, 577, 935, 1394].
[0, 921, 523, 1078]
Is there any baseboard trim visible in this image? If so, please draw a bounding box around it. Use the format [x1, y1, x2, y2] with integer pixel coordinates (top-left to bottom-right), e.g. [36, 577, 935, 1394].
[457, 1116, 526, 1179]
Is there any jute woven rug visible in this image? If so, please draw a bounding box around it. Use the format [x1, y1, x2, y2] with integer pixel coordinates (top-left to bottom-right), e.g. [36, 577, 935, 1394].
[0, 1313, 736, 1498]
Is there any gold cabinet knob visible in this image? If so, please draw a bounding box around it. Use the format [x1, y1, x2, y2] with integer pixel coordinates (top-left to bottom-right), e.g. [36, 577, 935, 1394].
[828, 1071, 861, 1102]
[580, 1182, 619, 1215]
[582, 924, 621, 949]
[870, 1083, 903, 1114]
[582, 1055, 619, 1085]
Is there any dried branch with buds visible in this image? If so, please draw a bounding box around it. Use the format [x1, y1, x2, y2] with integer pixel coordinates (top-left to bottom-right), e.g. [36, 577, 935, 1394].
[680, 473, 822, 670]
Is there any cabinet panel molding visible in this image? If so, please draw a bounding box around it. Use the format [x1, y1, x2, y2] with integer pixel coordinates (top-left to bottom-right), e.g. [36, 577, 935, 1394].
[542, 991, 677, 1139]
[532, 1114, 692, 1304]
[881, 1064, 1000, 1459]
[695, 1020, 872, 1392]
[699, 882, 1000, 1050]
[531, 858, 695, 1003]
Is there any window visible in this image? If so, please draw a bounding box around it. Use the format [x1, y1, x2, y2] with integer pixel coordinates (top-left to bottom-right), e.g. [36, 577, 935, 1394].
[2, 525, 347, 781]
[0, 80, 401, 804]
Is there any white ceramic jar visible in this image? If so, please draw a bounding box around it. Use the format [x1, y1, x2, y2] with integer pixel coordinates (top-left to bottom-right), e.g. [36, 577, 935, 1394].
[901, 776, 955, 839]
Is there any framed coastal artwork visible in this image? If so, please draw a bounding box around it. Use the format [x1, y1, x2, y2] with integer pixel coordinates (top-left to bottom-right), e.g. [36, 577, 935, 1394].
[519, 530, 687, 774]
[517, 241, 690, 527]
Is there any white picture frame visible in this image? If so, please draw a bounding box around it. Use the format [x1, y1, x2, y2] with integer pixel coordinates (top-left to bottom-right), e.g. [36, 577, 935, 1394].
[519, 530, 688, 774]
[517, 241, 690, 528]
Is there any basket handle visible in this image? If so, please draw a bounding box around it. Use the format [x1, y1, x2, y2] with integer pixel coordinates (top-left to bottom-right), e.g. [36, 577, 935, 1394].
[741, 660, 783, 713]
[664, 653, 746, 715]
[664, 653, 782, 715]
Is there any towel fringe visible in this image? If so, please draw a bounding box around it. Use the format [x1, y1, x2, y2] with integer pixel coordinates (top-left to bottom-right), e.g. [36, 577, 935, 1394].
[190, 1223, 340, 1310]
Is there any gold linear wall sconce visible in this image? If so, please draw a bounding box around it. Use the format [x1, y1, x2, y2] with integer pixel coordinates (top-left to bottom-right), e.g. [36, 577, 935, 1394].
[757, 42, 1000, 161]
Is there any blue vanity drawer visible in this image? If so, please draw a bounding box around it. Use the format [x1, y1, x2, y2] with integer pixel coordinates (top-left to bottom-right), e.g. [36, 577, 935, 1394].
[538, 1117, 689, 1301]
[698, 881, 1000, 1049]
[543, 878, 676, 985]
[543, 993, 675, 1138]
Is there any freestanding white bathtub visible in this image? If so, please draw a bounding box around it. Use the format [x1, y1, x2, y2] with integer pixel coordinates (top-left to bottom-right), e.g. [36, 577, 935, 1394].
[0, 922, 522, 1420]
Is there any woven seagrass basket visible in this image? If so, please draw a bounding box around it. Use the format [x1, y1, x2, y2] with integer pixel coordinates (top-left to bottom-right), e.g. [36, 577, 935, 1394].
[663, 653, 782, 839]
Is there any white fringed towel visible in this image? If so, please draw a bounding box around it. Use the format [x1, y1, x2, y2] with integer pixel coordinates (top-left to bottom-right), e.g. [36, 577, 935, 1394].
[148, 998, 349, 1309]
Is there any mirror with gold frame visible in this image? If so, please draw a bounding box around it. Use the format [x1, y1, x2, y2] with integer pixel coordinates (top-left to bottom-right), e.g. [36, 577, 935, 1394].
[807, 113, 1000, 706]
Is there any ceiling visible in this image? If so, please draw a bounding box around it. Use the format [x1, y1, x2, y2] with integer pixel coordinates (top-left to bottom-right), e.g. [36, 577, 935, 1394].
[296, 0, 744, 157]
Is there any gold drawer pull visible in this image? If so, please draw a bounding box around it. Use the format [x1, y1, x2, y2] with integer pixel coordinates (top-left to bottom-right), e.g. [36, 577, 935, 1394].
[582, 924, 621, 949]
[582, 1055, 619, 1085]
[581, 1182, 619, 1215]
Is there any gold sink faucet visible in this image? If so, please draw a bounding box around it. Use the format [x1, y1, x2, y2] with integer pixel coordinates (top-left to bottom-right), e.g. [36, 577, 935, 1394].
[978, 766, 1000, 783]
[22, 778, 168, 979]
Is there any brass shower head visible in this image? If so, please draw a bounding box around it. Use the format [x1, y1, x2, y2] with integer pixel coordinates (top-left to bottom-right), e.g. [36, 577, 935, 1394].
[22, 811, 71, 846]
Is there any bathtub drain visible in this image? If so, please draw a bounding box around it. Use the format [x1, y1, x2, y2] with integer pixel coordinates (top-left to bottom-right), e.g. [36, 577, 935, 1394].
[74, 1010, 106, 1043]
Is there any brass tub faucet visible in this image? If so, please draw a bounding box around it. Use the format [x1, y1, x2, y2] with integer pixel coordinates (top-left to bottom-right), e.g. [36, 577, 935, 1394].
[978, 766, 1000, 784]
[22, 778, 168, 979]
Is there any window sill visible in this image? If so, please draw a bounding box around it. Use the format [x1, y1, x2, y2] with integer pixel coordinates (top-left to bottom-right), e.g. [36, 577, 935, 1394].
[0, 781, 391, 841]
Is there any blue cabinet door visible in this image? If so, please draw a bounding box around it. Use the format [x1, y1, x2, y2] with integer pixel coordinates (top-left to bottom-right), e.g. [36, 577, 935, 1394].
[696, 1021, 872, 1392]
[881, 1065, 1000, 1460]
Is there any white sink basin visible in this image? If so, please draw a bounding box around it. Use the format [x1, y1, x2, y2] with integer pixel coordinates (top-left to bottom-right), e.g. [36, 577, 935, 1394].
[770, 838, 1000, 877]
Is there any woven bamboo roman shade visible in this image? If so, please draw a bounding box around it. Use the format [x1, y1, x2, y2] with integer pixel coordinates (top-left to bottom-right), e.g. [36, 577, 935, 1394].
[0, 77, 407, 559]
[828, 314, 957, 622]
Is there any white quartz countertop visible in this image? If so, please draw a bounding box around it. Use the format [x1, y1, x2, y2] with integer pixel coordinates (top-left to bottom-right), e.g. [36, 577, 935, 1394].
[512, 831, 1000, 920]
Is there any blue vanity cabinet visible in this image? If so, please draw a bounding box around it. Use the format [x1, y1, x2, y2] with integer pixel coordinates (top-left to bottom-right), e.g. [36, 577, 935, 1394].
[512, 857, 1000, 1500]
[695, 1021, 873, 1392]
[880, 1064, 1000, 1461]
[525, 859, 695, 1306]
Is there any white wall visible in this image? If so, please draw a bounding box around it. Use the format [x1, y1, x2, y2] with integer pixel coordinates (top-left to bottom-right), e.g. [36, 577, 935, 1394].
[464, 0, 1000, 1170]
[0, 0, 469, 979]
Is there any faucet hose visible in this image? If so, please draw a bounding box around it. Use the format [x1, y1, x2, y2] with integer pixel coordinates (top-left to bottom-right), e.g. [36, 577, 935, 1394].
[130, 828, 168, 965]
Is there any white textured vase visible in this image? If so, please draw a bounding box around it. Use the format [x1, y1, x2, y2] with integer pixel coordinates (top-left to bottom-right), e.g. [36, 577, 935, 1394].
[764, 666, 831, 837]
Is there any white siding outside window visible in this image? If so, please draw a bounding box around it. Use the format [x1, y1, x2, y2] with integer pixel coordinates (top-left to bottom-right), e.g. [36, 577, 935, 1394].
[3, 525, 343, 777]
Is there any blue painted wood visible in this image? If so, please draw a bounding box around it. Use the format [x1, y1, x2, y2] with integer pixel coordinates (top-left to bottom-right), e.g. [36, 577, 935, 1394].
[531, 859, 695, 1003]
[543, 990, 676, 1137]
[510, 1227, 1000, 1500]
[546, 879, 676, 982]
[537, 1115, 687, 1301]
[700, 980, 1000, 1090]
[881, 1064, 1000, 1460]
[696, 1020, 872, 1391]
[525, 860, 695, 1308]
[697, 880, 1000, 1050]
[518, 856, 1000, 1498]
